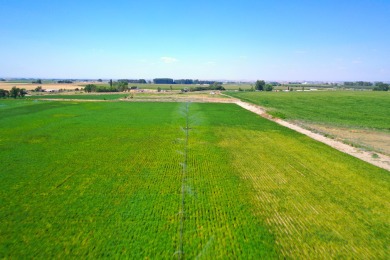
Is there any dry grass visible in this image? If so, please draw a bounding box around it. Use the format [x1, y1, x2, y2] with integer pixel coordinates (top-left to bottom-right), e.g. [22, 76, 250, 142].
[305, 123, 390, 156]
[0, 82, 98, 90]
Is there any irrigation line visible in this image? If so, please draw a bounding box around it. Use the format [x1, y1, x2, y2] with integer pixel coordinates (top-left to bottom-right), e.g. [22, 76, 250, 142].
[178, 102, 190, 259]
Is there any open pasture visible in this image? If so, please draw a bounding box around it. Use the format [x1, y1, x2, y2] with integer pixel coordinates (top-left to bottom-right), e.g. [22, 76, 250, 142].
[0, 100, 389, 258]
[229, 91, 390, 154]
[228, 91, 390, 129]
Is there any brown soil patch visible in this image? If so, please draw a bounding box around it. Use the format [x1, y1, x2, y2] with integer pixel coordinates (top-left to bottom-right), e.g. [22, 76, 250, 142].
[0, 82, 87, 91]
[302, 124, 390, 156]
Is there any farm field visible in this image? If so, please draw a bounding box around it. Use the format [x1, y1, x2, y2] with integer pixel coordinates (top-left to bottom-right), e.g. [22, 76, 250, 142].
[0, 81, 253, 91]
[28, 93, 130, 100]
[0, 82, 87, 91]
[25, 91, 232, 104]
[228, 91, 390, 154]
[0, 100, 389, 258]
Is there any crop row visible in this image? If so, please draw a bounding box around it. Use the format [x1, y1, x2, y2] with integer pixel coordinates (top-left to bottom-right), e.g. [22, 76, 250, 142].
[216, 122, 389, 259]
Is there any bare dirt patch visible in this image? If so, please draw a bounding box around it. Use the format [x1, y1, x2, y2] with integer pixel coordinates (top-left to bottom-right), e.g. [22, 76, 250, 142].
[301, 124, 390, 156]
[122, 91, 234, 103]
[0, 82, 86, 91]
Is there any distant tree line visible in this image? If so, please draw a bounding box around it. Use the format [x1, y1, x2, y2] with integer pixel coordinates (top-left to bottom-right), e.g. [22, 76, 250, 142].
[153, 78, 174, 84]
[84, 81, 129, 93]
[0, 87, 27, 98]
[343, 81, 389, 90]
[288, 82, 302, 85]
[32, 79, 42, 84]
[153, 78, 219, 85]
[57, 80, 73, 84]
[115, 79, 147, 84]
[255, 80, 274, 91]
[344, 81, 373, 86]
[373, 82, 389, 91]
[187, 82, 225, 92]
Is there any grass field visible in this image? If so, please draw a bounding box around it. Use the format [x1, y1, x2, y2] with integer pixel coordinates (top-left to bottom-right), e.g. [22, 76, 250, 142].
[228, 91, 390, 130]
[0, 100, 389, 258]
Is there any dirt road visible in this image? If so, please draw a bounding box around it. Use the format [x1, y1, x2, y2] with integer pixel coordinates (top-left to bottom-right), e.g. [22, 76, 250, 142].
[235, 100, 390, 172]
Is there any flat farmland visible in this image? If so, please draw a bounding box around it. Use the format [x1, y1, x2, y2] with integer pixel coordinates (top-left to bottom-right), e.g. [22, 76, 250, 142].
[229, 91, 390, 154]
[0, 82, 87, 91]
[0, 100, 389, 258]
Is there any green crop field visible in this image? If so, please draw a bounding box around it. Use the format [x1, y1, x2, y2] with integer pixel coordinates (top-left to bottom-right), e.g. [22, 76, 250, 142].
[0, 100, 389, 258]
[228, 91, 390, 130]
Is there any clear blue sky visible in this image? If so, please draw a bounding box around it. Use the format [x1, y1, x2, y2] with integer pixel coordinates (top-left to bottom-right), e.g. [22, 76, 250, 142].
[1, 0, 389, 81]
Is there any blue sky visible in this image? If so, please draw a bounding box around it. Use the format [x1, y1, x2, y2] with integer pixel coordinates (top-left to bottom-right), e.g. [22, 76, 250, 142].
[1, 0, 389, 81]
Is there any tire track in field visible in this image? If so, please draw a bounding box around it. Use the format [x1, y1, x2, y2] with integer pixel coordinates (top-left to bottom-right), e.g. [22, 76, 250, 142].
[177, 102, 190, 259]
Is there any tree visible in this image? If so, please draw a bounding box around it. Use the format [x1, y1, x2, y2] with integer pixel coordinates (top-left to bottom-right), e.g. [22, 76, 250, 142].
[255, 80, 265, 91]
[116, 81, 129, 92]
[34, 86, 43, 92]
[84, 84, 97, 93]
[265, 84, 273, 91]
[109, 79, 113, 87]
[10, 87, 21, 98]
[97, 79, 103, 82]
[373, 82, 389, 91]
[32, 79, 42, 84]
[20, 88, 27, 97]
[153, 78, 174, 84]
[0, 89, 9, 97]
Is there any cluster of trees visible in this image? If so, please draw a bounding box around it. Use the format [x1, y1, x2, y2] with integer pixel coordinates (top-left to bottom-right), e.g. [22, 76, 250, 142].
[344, 81, 373, 86]
[255, 80, 274, 91]
[0, 89, 9, 97]
[193, 80, 218, 85]
[373, 82, 389, 91]
[153, 78, 219, 85]
[343, 81, 389, 90]
[0, 87, 27, 98]
[344, 81, 373, 87]
[0, 78, 5, 81]
[84, 81, 129, 93]
[174, 79, 194, 84]
[32, 79, 42, 84]
[153, 78, 174, 84]
[288, 82, 302, 85]
[187, 82, 225, 92]
[116, 79, 147, 84]
[34, 86, 44, 92]
[57, 80, 73, 84]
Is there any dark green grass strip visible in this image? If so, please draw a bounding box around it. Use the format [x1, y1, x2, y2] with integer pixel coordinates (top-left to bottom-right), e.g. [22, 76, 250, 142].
[228, 91, 390, 130]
